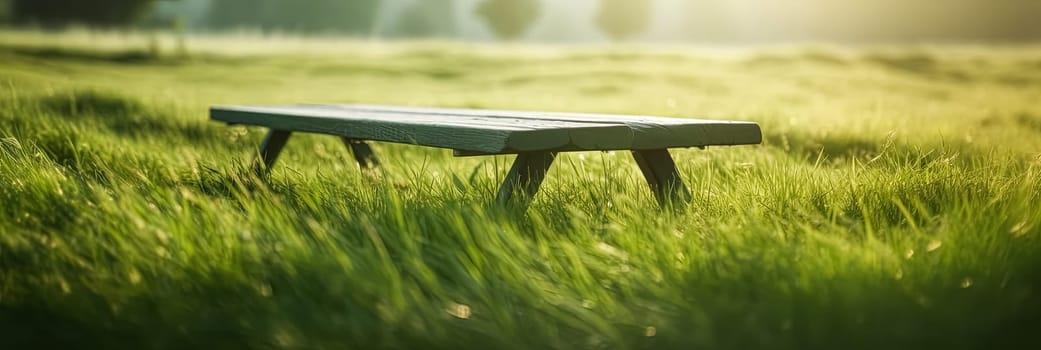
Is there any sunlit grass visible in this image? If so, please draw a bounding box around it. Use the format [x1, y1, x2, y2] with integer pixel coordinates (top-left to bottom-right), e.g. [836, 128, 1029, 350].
[1, 30, 1039, 349]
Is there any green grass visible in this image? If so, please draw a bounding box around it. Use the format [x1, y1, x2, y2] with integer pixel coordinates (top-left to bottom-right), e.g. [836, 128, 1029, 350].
[1, 31, 1040, 349]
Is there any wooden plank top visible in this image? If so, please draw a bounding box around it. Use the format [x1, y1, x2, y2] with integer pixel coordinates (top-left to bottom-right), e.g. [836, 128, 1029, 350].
[210, 104, 762, 154]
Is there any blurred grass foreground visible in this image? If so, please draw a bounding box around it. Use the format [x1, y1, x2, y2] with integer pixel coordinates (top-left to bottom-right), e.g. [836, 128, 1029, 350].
[1, 2, 1041, 349]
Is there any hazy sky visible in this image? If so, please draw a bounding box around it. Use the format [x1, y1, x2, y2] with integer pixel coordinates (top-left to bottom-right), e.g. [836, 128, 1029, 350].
[157, 0, 1041, 43]
[372, 0, 1041, 43]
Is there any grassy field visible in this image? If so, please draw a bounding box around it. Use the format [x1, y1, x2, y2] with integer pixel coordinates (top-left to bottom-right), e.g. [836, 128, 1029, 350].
[1, 31, 1040, 349]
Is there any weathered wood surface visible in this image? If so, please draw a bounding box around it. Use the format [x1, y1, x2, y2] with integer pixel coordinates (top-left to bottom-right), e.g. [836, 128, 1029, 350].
[211, 104, 762, 154]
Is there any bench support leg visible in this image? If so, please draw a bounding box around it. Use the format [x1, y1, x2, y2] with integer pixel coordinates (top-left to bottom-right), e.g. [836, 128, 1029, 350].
[253, 129, 292, 176]
[632, 149, 691, 208]
[340, 138, 380, 169]
[496, 151, 556, 208]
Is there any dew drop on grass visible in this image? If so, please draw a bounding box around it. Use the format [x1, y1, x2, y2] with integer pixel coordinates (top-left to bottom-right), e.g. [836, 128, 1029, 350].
[133, 217, 146, 229]
[652, 270, 664, 283]
[1010, 221, 1030, 237]
[257, 283, 273, 297]
[59, 279, 71, 294]
[447, 302, 471, 319]
[156, 230, 170, 243]
[42, 236, 57, 249]
[960, 278, 974, 289]
[128, 270, 142, 285]
[273, 329, 295, 347]
[644, 326, 657, 337]
[926, 240, 943, 252]
[595, 242, 623, 258]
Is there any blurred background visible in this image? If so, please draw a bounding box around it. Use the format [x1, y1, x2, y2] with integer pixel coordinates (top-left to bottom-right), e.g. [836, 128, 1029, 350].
[0, 0, 1039, 44]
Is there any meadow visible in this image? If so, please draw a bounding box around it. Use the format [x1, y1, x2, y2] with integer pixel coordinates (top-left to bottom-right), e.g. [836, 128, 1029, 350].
[1, 30, 1040, 349]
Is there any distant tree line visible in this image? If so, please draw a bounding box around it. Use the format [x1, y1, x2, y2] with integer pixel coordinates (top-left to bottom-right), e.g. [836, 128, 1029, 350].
[476, 0, 538, 40]
[393, 0, 455, 38]
[206, 0, 379, 35]
[2, 0, 661, 41]
[0, 0, 10, 23]
[674, 0, 1041, 43]
[9, 0, 157, 27]
[13, 0, 1035, 43]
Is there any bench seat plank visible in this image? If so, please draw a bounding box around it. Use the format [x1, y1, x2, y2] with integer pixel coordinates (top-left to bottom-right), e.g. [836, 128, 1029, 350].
[211, 104, 762, 154]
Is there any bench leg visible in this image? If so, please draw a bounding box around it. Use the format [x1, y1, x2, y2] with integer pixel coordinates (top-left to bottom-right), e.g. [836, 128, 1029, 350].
[253, 129, 292, 176]
[632, 149, 691, 208]
[340, 138, 380, 169]
[496, 151, 557, 208]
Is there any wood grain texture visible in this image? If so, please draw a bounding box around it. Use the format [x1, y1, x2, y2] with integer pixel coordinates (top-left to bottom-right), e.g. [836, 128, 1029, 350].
[211, 104, 762, 154]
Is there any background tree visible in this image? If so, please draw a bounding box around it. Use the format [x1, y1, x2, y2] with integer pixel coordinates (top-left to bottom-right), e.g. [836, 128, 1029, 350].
[269, 0, 380, 34]
[595, 0, 653, 41]
[208, 0, 379, 35]
[0, 0, 10, 24]
[206, 0, 264, 30]
[475, 0, 539, 40]
[395, 0, 456, 38]
[11, 0, 157, 27]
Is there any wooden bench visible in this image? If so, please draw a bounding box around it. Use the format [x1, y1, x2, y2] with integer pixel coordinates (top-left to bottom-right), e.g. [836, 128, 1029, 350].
[210, 104, 762, 208]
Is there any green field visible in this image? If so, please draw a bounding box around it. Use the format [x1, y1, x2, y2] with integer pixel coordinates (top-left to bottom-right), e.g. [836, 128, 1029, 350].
[1, 31, 1040, 349]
